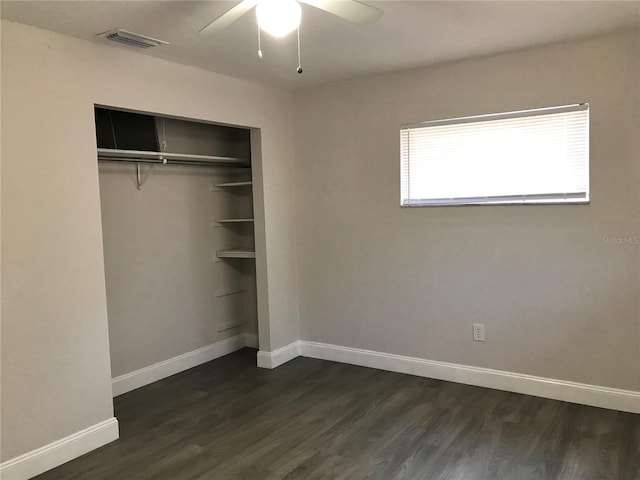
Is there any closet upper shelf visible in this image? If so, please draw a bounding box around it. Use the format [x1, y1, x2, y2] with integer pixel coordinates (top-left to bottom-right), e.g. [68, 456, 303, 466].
[97, 148, 250, 167]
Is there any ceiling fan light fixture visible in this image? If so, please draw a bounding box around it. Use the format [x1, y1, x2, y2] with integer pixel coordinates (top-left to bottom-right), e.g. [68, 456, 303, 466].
[255, 0, 302, 38]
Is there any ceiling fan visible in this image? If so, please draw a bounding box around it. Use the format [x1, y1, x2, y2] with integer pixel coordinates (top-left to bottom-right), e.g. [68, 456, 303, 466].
[199, 0, 383, 38]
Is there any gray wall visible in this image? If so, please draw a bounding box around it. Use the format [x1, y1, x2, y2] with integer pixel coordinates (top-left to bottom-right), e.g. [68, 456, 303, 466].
[99, 164, 256, 378]
[1, 19, 298, 462]
[293, 30, 640, 391]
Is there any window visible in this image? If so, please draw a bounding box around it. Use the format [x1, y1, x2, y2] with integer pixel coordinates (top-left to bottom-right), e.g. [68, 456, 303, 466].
[400, 104, 589, 206]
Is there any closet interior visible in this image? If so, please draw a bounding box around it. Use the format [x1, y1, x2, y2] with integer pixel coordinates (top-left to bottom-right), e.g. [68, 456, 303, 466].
[95, 106, 258, 382]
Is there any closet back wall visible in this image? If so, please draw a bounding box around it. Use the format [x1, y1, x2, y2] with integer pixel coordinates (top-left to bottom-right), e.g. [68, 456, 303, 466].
[99, 165, 256, 379]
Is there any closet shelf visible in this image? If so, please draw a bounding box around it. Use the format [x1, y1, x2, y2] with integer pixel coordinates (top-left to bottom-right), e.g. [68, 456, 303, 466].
[217, 249, 256, 259]
[215, 181, 253, 188]
[217, 218, 254, 224]
[97, 148, 250, 167]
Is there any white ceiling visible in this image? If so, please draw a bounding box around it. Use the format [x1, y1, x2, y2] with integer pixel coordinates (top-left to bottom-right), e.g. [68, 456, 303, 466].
[2, 1, 639, 89]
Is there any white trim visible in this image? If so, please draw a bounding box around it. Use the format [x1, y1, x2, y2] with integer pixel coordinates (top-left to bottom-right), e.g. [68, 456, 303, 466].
[0, 417, 119, 480]
[257, 341, 300, 369]
[244, 332, 259, 349]
[111, 334, 247, 396]
[299, 341, 640, 414]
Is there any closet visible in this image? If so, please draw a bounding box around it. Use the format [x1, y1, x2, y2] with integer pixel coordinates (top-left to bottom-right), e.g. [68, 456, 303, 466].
[95, 106, 258, 384]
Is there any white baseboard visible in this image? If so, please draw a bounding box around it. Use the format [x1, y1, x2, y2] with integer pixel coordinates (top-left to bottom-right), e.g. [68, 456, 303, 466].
[298, 341, 640, 414]
[0, 417, 119, 480]
[112, 334, 248, 397]
[257, 341, 300, 369]
[244, 332, 259, 349]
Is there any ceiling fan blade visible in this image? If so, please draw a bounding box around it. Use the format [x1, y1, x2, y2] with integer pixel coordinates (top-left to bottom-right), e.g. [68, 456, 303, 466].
[199, 0, 258, 34]
[300, 0, 383, 24]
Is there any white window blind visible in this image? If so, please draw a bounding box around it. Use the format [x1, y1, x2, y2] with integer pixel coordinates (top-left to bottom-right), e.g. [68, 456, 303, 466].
[400, 104, 589, 206]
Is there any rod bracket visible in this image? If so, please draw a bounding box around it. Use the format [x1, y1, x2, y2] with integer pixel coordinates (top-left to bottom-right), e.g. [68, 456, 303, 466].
[136, 163, 156, 190]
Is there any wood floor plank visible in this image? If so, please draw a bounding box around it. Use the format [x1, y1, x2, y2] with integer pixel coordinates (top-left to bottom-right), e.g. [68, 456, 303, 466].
[33, 349, 640, 480]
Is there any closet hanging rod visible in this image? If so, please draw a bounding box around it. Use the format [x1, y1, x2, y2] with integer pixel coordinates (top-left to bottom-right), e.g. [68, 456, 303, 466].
[98, 157, 251, 168]
[97, 148, 250, 167]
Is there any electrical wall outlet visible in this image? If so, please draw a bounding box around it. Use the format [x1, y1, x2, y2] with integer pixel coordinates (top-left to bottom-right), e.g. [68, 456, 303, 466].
[473, 323, 485, 342]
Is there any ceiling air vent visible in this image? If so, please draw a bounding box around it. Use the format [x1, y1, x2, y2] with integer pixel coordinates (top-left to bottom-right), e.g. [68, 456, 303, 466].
[98, 29, 169, 49]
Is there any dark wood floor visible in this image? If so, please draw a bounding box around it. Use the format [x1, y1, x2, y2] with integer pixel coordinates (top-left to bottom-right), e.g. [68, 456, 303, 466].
[36, 348, 640, 480]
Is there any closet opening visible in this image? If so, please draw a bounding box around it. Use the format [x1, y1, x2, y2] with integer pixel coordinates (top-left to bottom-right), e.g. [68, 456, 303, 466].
[94, 105, 260, 398]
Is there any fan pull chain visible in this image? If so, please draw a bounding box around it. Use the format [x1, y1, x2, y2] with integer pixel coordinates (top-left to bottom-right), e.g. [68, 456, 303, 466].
[257, 21, 263, 58]
[296, 27, 303, 74]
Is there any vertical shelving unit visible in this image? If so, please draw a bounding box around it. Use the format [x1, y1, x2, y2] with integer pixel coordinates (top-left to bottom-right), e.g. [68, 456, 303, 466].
[212, 174, 259, 345]
[214, 180, 256, 260]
